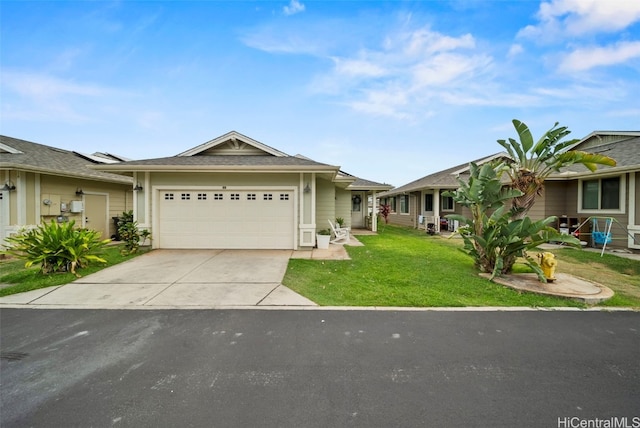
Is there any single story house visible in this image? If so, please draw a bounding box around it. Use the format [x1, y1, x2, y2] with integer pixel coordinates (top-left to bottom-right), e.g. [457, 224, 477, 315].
[93, 131, 392, 250]
[379, 131, 640, 252]
[1, 136, 134, 242]
[536, 131, 640, 251]
[378, 153, 506, 232]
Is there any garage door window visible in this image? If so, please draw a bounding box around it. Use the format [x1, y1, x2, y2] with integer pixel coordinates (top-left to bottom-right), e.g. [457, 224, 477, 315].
[181, 193, 190, 200]
[280, 194, 289, 201]
[214, 193, 223, 200]
[231, 193, 240, 200]
[247, 193, 256, 200]
[264, 194, 273, 200]
[197, 193, 207, 200]
[164, 193, 174, 200]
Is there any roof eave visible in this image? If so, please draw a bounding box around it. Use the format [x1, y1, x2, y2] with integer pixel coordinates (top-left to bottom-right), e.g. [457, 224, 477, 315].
[1, 163, 133, 184]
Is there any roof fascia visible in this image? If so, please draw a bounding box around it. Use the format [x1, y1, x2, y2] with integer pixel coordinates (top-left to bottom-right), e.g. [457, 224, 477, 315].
[177, 131, 289, 157]
[547, 165, 640, 180]
[91, 164, 340, 174]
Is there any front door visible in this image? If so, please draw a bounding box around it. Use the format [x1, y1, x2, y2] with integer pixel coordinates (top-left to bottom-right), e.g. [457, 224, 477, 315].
[350, 192, 365, 228]
[84, 194, 108, 238]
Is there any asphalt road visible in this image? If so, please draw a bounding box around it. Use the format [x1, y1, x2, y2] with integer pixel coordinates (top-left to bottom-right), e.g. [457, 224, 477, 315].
[1, 309, 639, 428]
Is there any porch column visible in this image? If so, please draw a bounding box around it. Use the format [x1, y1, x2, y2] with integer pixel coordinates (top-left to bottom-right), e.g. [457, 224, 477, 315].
[433, 188, 441, 232]
[372, 190, 378, 232]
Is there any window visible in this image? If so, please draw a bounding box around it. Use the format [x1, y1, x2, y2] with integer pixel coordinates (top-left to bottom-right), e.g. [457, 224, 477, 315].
[441, 194, 454, 211]
[389, 197, 397, 212]
[400, 195, 409, 214]
[581, 176, 622, 212]
[424, 194, 433, 212]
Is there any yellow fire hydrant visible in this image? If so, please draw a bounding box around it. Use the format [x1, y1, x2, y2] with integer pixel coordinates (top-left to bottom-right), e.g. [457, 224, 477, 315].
[538, 252, 557, 282]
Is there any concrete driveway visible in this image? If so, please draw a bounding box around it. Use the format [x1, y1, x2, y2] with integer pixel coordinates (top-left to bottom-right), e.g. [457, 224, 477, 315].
[0, 250, 317, 308]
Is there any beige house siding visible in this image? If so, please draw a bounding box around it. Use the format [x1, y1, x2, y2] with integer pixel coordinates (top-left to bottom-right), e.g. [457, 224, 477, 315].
[540, 181, 568, 219]
[315, 178, 335, 232]
[335, 188, 351, 229]
[0, 170, 131, 239]
[40, 175, 131, 237]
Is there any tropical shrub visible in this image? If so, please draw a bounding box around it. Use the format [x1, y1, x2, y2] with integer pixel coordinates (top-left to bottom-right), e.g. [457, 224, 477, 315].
[496, 119, 616, 218]
[117, 210, 151, 255]
[1, 220, 111, 276]
[445, 162, 580, 281]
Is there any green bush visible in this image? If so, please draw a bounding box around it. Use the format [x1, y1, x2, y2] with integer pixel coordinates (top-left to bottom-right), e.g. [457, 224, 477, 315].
[1, 220, 111, 276]
[117, 210, 151, 255]
[445, 162, 579, 281]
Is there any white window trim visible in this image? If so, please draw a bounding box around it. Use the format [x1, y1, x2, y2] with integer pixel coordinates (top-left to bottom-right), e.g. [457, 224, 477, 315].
[441, 195, 455, 212]
[400, 195, 410, 215]
[577, 174, 626, 215]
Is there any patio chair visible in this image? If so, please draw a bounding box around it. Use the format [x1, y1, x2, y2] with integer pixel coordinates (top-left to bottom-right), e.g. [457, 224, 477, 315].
[328, 219, 350, 244]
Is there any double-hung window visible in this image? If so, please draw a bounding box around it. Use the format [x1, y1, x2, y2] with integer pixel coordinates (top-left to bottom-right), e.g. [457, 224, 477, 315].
[441, 194, 455, 211]
[580, 176, 624, 213]
[400, 195, 409, 214]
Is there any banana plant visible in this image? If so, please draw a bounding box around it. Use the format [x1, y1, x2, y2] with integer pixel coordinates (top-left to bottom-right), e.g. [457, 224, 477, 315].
[445, 161, 580, 281]
[496, 119, 617, 218]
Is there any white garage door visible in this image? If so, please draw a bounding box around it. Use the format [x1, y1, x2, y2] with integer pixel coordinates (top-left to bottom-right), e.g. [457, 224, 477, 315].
[158, 189, 295, 249]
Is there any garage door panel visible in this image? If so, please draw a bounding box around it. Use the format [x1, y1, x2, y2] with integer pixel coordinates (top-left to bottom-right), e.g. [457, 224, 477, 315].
[158, 190, 294, 249]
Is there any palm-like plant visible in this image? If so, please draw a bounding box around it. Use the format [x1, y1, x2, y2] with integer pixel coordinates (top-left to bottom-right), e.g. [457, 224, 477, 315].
[497, 119, 617, 218]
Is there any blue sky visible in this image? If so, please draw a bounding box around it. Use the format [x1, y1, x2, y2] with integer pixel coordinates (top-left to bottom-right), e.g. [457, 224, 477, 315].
[2, 0, 639, 186]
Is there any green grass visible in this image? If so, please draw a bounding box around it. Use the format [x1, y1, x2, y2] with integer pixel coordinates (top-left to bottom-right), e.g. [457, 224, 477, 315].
[284, 225, 640, 308]
[0, 244, 149, 297]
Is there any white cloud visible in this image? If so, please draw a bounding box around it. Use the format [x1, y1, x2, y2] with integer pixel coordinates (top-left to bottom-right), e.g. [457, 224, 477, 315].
[519, 0, 640, 39]
[319, 27, 495, 119]
[2, 70, 108, 99]
[332, 57, 388, 78]
[283, 0, 305, 16]
[559, 40, 640, 72]
[508, 44, 524, 58]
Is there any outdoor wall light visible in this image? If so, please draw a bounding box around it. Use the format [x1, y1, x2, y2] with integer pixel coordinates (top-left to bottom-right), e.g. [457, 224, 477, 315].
[133, 182, 143, 191]
[303, 183, 311, 193]
[2, 181, 16, 191]
[75, 188, 84, 195]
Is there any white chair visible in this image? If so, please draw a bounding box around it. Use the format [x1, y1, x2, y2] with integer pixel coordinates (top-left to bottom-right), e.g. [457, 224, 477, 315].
[328, 220, 349, 244]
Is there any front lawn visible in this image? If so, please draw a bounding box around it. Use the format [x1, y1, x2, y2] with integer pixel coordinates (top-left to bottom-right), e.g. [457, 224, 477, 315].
[283, 225, 640, 308]
[0, 244, 149, 297]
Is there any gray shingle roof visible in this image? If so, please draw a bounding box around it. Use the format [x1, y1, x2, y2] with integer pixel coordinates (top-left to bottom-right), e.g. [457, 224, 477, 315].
[380, 152, 507, 197]
[0, 135, 133, 184]
[552, 136, 640, 176]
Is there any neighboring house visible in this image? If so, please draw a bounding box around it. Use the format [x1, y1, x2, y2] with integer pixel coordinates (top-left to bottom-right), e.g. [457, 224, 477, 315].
[93, 131, 392, 250]
[1, 136, 134, 242]
[534, 131, 640, 251]
[379, 131, 640, 252]
[378, 153, 507, 233]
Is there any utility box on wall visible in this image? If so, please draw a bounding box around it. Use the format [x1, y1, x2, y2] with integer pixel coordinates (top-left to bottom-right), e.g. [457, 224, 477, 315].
[70, 200, 84, 213]
[42, 194, 60, 216]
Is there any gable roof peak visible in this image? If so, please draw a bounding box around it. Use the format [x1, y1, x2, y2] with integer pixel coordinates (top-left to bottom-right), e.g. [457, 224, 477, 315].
[177, 131, 290, 157]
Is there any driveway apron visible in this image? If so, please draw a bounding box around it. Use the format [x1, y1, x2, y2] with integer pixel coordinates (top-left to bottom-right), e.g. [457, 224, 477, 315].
[0, 250, 316, 308]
